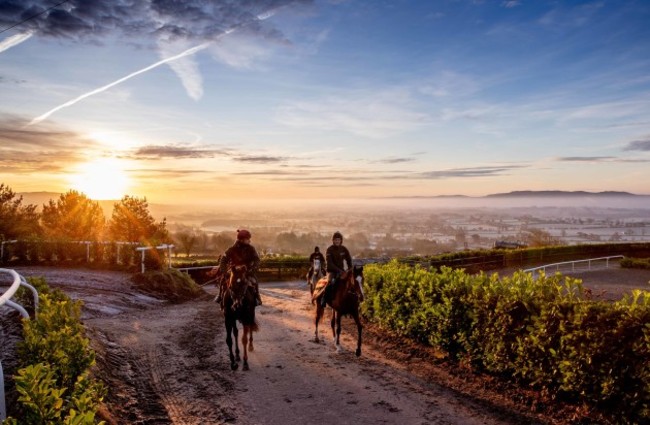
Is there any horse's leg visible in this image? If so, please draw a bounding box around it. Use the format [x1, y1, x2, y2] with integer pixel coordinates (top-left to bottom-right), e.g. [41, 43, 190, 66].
[233, 322, 240, 362]
[225, 318, 238, 370]
[353, 312, 363, 357]
[314, 303, 323, 343]
[330, 309, 336, 342]
[248, 328, 254, 352]
[241, 326, 250, 371]
[335, 311, 343, 353]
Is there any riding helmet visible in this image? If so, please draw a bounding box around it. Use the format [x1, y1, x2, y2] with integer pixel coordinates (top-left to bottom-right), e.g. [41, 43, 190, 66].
[237, 229, 252, 240]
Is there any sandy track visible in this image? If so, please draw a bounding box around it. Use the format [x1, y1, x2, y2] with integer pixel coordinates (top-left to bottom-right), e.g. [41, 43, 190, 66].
[6, 267, 535, 424]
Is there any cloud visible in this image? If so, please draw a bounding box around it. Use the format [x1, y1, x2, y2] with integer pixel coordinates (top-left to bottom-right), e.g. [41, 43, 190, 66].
[276, 89, 428, 138]
[623, 139, 650, 152]
[234, 155, 289, 163]
[0, 31, 33, 53]
[0, 116, 99, 172]
[418, 165, 524, 179]
[501, 1, 521, 7]
[129, 145, 235, 159]
[556, 156, 617, 162]
[0, 1, 307, 44]
[372, 157, 416, 164]
[234, 170, 299, 175]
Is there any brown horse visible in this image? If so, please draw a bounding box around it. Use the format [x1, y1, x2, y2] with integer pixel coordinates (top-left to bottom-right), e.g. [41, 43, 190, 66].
[223, 264, 259, 371]
[313, 265, 364, 356]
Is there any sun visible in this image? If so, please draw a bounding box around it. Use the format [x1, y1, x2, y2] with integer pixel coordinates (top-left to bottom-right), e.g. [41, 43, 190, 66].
[69, 158, 130, 200]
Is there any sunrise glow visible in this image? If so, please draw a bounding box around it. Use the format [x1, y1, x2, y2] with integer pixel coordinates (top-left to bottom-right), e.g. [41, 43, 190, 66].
[69, 158, 130, 200]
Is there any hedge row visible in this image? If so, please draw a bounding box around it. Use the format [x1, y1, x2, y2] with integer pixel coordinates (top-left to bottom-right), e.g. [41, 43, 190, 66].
[3, 279, 105, 424]
[0, 240, 167, 271]
[362, 261, 650, 424]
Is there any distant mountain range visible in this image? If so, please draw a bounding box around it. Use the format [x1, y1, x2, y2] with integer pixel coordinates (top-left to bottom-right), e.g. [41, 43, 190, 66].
[384, 190, 646, 199]
[485, 190, 641, 198]
[18, 190, 649, 206]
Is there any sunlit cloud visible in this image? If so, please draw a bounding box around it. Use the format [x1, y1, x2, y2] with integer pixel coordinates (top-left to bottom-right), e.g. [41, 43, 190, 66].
[234, 155, 289, 163]
[0, 117, 99, 171]
[129, 145, 235, 160]
[0, 31, 33, 54]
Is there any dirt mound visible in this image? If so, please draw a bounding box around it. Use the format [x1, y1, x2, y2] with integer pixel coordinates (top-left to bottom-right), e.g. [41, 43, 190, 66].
[130, 268, 207, 303]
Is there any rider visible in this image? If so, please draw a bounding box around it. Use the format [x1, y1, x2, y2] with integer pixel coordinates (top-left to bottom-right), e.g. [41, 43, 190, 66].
[219, 229, 263, 306]
[307, 246, 325, 283]
[321, 231, 352, 307]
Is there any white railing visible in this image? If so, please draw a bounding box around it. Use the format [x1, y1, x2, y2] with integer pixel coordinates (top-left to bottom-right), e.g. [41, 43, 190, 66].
[0, 268, 39, 421]
[523, 255, 625, 278]
[135, 244, 175, 273]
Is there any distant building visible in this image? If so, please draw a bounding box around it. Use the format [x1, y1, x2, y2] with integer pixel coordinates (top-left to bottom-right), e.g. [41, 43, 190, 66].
[493, 240, 527, 249]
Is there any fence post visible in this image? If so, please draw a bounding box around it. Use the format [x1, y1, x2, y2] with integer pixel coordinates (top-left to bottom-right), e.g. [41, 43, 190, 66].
[0, 361, 5, 421]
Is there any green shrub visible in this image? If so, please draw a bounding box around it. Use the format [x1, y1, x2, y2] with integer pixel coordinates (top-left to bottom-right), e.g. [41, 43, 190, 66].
[3, 281, 105, 424]
[621, 257, 650, 270]
[362, 261, 650, 423]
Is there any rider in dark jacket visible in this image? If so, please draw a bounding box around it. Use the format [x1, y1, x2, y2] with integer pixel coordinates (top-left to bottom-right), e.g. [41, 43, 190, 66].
[307, 246, 325, 282]
[322, 231, 352, 307]
[218, 229, 262, 306]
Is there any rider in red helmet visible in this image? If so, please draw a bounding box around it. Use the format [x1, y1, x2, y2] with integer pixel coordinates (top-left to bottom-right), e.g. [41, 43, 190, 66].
[217, 229, 262, 306]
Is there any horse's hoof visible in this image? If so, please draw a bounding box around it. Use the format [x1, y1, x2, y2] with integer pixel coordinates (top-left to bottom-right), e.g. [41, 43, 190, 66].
[355, 348, 361, 357]
[243, 363, 250, 371]
[231, 363, 239, 371]
[336, 345, 343, 353]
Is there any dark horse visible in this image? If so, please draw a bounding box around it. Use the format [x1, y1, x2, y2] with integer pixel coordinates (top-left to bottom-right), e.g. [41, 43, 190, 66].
[313, 265, 364, 356]
[223, 264, 259, 371]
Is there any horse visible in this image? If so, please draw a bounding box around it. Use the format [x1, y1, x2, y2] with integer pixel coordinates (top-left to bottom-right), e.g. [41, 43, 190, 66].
[307, 258, 326, 297]
[223, 264, 259, 371]
[313, 265, 364, 356]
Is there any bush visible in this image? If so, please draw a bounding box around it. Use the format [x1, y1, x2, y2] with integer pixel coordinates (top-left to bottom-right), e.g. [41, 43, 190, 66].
[621, 257, 650, 270]
[4, 281, 105, 424]
[362, 261, 650, 423]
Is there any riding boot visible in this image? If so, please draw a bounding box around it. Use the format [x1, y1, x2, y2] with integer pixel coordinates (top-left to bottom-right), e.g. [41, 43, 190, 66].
[254, 282, 262, 306]
[320, 281, 331, 307]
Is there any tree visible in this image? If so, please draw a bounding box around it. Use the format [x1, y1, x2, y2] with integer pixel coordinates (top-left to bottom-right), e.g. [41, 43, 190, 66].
[40, 190, 105, 241]
[108, 196, 168, 243]
[173, 227, 198, 257]
[0, 183, 41, 239]
[522, 229, 559, 247]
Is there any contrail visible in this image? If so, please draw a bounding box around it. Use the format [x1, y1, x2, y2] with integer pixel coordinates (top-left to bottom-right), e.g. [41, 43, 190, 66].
[28, 7, 279, 127]
[0, 31, 33, 54]
[29, 42, 211, 126]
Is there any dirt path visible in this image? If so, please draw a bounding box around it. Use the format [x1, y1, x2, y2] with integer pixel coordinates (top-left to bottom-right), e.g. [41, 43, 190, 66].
[8, 267, 535, 425]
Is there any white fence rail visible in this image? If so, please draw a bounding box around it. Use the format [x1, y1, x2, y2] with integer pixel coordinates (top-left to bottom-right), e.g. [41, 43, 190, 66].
[523, 255, 625, 278]
[0, 268, 39, 421]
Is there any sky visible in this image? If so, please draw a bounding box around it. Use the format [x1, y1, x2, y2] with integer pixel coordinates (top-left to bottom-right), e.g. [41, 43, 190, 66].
[1, 0, 650, 204]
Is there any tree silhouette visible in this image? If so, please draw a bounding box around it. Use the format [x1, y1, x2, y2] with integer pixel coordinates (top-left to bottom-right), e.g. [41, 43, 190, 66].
[40, 190, 105, 241]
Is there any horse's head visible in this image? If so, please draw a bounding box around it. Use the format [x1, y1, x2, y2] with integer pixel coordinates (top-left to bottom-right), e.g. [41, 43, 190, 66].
[228, 264, 249, 304]
[345, 265, 364, 300]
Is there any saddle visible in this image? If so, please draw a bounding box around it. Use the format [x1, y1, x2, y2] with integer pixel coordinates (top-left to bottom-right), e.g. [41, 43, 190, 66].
[311, 277, 329, 303]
